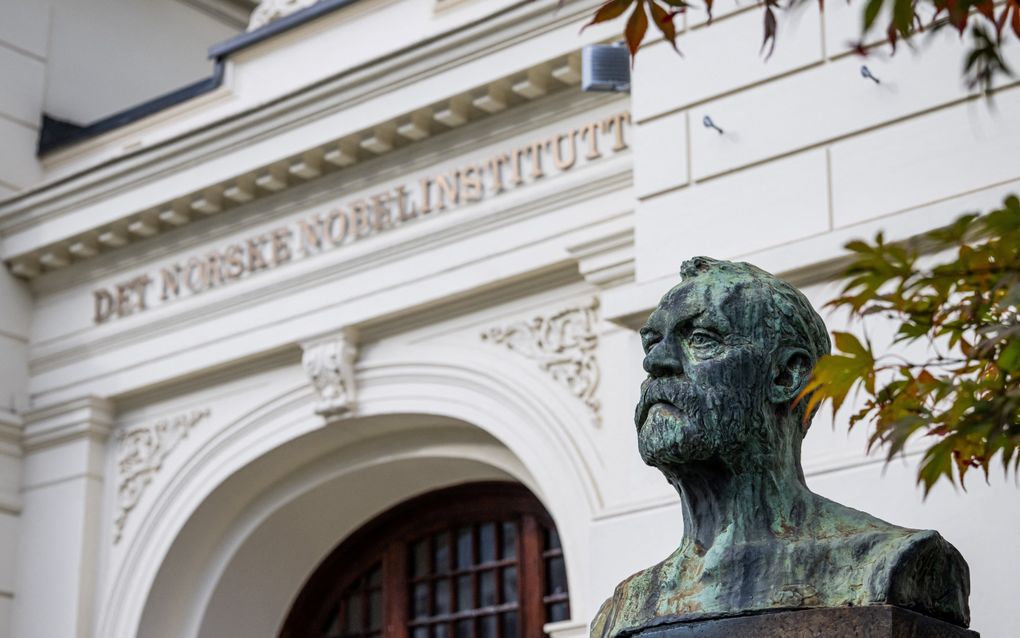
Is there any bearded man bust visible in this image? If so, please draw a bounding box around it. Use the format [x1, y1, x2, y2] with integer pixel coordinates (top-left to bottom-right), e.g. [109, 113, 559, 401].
[590, 257, 971, 638]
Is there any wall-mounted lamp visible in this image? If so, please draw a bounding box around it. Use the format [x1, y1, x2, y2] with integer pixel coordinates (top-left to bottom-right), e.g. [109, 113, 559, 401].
[581, 43, 631, 93]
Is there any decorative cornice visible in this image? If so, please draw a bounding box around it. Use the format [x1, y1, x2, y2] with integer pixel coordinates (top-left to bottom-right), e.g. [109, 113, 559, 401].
[482, 298, 602, 424]
[302, 329, 358, 418]
[114, 409, 210, 543]
[3, 43, 584, 279]
[21, 396, 114, 452]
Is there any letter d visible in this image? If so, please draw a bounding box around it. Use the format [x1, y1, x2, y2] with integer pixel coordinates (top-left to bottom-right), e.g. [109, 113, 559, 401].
[93, 288, 115, 324]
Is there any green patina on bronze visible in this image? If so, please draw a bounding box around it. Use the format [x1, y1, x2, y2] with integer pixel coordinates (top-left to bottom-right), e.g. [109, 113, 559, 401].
[591, 258, 971, 638]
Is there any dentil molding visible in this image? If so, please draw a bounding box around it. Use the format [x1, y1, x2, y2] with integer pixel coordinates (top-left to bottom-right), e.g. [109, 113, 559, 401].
[482, 298, 602, 425]
[114, 409, 211, 543]
[302, 329, 359, 418]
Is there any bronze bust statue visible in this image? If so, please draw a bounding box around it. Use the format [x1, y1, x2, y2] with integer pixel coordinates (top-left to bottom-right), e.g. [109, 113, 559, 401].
[592, 257, 970, 637]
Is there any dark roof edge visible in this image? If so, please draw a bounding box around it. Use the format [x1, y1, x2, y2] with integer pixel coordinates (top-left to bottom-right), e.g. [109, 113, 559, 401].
[37, 0, 359, 157]
[208, 0, 360, 59]
[38, 63, 225, 156]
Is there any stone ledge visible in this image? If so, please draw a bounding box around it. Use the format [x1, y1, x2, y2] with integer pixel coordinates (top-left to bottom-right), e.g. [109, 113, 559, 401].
[632, 606, 978, 638]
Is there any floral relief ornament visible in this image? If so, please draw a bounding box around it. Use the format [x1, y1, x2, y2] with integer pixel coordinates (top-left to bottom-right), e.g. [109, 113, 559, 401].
[302, 331, 358, 418]
[113, 409, 210, 543]
[247, 0, 320, 31]
[481, 298, 601, 424]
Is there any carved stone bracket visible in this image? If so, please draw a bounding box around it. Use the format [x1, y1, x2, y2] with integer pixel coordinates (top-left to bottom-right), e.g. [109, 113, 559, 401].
[302, 329, 359, 418]
[114, 409, 210, 543]
[248, 0, 321, 31]
[482, 298, 601, 424]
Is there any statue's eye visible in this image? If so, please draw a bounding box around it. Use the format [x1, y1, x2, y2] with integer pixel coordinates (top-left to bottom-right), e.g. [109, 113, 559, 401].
[688, 330, 720, 349]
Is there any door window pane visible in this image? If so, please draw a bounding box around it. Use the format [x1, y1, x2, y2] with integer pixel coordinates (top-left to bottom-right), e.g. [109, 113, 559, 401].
[479, 615, 497, 638]
[456, 527, 473, 569]
[479, 570, 497, 607]
[434, 532, 451, 574]
[501, 522, 517, 560]
[479, 523, 496, 563]
[502, 567, 518, 604]
[501, 612, 519, 638]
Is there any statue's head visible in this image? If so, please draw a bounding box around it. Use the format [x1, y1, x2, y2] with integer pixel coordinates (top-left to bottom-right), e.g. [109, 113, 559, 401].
[636, 257, 830, 477]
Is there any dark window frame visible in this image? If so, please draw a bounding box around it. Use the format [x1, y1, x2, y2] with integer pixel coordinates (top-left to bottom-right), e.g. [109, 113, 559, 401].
[280, 482, 568, 638]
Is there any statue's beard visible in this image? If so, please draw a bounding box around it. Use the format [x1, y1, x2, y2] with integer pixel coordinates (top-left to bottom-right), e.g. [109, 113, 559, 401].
[635, 375, 774, 472]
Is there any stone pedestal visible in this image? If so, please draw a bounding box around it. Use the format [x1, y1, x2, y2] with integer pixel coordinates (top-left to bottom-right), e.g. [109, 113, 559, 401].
[633, 606, 978, 638]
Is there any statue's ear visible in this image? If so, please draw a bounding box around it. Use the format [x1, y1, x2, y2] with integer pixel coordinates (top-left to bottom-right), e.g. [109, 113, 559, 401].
[769, 347, 813, 405]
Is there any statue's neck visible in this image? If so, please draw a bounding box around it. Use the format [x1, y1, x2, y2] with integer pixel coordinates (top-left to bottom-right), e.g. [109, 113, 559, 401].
[667, 453, 814, 551]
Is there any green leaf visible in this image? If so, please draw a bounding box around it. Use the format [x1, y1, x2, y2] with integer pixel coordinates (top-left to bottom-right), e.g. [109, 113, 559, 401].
[998, 339, 1020, 372]
[833, 331, 871, 358]
[863, 0, 886, 32]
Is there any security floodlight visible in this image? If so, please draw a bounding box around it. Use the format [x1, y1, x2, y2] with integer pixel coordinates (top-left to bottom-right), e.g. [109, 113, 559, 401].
[581, 43, 630, 93]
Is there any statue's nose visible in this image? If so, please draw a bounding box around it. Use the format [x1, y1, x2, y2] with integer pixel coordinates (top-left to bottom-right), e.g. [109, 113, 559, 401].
[643, 339, 684, 377]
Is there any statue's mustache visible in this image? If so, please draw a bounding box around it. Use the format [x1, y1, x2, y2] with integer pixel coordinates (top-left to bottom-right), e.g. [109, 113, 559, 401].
[636, 376, 699, 430]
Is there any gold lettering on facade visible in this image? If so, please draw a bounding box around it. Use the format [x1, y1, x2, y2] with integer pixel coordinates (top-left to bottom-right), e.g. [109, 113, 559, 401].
[395, 185, 417, 222]
[205, 253, 223, 288]
[435, 172, 459, 210]
[298, 218, 326, 255]
[418, 177, 433, 215]
[94, 289, 115, 324]
[224, 245, 245, 280]
[509, 147, 525, 188]
[186, 257, 209, 293]
[461, 165, 483, 202]
[326, 208, 349, 245]
[160, 266, 181, 301]
[247, 236, 270, 272]
[486, 154, 508, 194]
[603, 112, 630, 152]
[578, 121, 601, 160]
[371, 193, 393, 231]
[548, 131, 576, 171]
[350, 200, 372, 238]
[89, 111, 631, 324]
[271, 228, 294, 265]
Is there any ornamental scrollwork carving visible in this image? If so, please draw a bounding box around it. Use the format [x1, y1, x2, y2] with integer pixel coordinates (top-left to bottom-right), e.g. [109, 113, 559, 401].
[248, 0, 320, 31]
[302, 330, 358, 418]
[114, 409, 210, 543]
[482, 298, 601, 424]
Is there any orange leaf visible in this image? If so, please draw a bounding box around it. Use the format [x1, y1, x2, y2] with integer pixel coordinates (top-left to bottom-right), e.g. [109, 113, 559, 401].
[625, 0, 649, 60]
[649, 1, 680, 52]
[582, 0, 635, 32]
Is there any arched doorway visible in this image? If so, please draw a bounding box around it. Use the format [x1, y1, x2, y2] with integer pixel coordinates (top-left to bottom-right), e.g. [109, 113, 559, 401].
[281, 482, 570, 638]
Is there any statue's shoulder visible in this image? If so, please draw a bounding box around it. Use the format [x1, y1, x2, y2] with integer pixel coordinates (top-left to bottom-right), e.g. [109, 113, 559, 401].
[877, 528, 971, 627]
[589, 561, 667, 638]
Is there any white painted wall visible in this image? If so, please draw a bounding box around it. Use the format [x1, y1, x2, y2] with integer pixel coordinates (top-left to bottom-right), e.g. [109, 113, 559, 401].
[0, 1, 49, 197]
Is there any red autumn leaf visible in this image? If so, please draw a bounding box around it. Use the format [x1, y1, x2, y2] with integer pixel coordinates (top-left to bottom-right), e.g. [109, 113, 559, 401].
[976, 0, 995, 22]
[1013, 2, 1020, 38]
[581, 0, 634, 32]
[649, 1, 681, 52]
[761, 6, 778, 56]
[625, 0, 649, 60]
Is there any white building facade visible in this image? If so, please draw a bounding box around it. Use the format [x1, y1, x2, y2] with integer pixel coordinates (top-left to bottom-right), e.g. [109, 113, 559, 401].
[0, 1, 1018, 637]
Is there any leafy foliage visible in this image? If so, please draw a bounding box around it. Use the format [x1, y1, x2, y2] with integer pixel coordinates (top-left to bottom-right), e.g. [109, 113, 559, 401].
[581, 0, 1017, 90]
[798, 195, 1020, 494]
